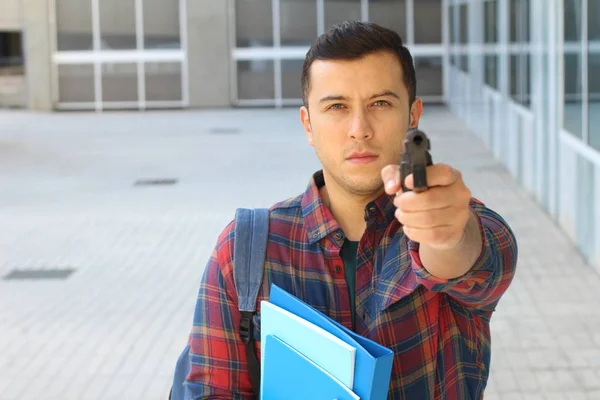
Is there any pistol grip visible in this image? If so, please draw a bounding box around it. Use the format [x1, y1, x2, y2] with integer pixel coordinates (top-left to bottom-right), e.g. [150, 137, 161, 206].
[400, 162, 411, 192]
[412, 164, 428, 192]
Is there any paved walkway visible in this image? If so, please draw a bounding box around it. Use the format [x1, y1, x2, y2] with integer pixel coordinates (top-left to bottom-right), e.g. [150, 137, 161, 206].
[0, 106, 599, 399]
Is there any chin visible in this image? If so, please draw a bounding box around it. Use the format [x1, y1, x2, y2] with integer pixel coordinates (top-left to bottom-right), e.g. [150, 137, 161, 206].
[340, 174, 384, 196]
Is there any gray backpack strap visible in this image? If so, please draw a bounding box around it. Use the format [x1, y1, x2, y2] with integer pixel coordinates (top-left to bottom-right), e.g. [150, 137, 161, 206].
[232, 207, 270, 397]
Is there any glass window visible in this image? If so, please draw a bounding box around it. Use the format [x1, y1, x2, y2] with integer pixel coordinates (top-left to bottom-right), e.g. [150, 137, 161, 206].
[589, 0, 600, 40]
[145, 62, 182, 101]
[484, 0, 498, 43]
[237, 60, 275, 100]
[0, 31, 23, 75]
[459, 4, 468, 72]
[564, 0, 581, 41]
[484, 55, 498, 89]
[100, 0, 136, 50]
[414, 57, 443, 97]
[325, 0, 361, 31]
[143, 0, 180, 49]
[56, 0, 93, 51]
[414, 0, 442, 44]
[563, 0, 583, 138]
[369, 0, 406, 40]
[450, 5, 457, 66]
[281, 60, 304, 100]
[510, 54, 530, 106]
[510, 0, 530, 43]
[236, 0, 274, 47]
[58, 65, 95, 103]
[101, 63, 138, 102]
[510, 0, 531, 107]
[459, 4, 468, 44]
[281, 0, 317, 47]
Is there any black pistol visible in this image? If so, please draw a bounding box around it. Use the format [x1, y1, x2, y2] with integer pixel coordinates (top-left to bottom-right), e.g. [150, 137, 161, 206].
[400, 128, 433, 193]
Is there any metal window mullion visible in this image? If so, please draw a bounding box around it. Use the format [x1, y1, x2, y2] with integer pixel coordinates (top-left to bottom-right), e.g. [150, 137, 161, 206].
[180, 0, 189, 106]
[229, 0, 238, 104]
[48, 0, 59, 106]
[582, 0, 589, 144]
[91, 0, 102, 111]
[136, 0, 146, 110]
[532, 0, 544, 198]
[361, 0, 369, 22]
[498, 0, 509, 97]
[407, 0, 415, 45]
[442, 0, 450, 102]
[471, 0, 484, 86]
[317, 0, 325, 35]
[518, 0, 526, 103]
[273, 0, 282, 108]
[549, 0, 562, 219]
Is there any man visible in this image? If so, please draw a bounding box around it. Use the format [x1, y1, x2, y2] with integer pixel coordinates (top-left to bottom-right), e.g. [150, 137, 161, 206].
[182, 21, 517, 399]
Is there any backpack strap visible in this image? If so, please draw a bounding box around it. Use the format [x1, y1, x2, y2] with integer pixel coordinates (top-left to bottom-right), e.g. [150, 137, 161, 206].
[233, 207, 270, 397]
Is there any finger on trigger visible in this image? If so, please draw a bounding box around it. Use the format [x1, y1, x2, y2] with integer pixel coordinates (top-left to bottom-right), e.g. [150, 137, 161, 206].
[427, 163, 458, 187]
[404, 173, 414, 190]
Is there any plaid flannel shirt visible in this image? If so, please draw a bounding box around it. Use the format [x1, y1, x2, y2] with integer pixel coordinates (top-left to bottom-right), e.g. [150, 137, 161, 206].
[185, 170, 518, 399]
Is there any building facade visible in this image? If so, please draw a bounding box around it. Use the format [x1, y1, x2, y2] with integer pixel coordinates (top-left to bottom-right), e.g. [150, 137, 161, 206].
[0, 0, 599, 271]
[0, 0, 444, 110]
[447, 0, 599, 271]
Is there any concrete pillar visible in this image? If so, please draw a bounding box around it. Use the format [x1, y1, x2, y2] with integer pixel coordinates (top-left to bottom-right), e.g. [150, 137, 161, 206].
[186, 0, 231, 108]
[0, 0, 22, 31]
[21, 0, 55, 110]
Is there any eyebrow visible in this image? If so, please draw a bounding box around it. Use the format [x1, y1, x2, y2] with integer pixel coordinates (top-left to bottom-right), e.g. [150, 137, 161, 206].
[319, 90, 401, 103]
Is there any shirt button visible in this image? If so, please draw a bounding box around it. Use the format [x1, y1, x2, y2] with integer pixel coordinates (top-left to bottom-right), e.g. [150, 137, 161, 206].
[334, 265, 342, 273]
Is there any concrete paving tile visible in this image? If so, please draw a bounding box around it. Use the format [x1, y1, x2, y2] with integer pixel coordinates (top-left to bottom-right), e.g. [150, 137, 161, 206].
[0, 107, 598, 398]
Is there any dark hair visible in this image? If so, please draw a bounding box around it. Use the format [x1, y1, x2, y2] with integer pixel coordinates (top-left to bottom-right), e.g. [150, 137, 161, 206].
[301, 20, 416, 107]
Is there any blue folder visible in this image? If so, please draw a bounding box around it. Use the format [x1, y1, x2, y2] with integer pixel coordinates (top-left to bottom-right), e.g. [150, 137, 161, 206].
[267, 284, 394, 400]
[261, 334, 360, 400]
[260, 301, 356, 389]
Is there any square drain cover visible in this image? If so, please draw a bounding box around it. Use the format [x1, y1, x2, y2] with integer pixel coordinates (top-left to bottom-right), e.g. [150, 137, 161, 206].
[3, 268, 76, 281]
[134, 178, 178, 186]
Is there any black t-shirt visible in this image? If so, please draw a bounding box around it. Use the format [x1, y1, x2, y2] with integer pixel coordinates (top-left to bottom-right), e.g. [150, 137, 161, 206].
[339, 238, 359, 330]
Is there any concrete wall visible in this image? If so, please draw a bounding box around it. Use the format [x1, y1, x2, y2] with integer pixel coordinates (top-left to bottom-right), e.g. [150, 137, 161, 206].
[186, 0, 231, 107]
[21, 0, 54, 110]
[0, 0, 21, 31]
[0, 75, 26, 108]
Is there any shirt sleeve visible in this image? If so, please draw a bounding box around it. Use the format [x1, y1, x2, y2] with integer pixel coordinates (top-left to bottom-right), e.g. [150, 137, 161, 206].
[408, 198, 518, 315]
[185, 221, 257, 399]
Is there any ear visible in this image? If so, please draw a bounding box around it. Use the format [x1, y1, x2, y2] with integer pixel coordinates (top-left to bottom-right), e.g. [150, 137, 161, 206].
[409, 98, 423, 128]
[300, 106, 314, 147]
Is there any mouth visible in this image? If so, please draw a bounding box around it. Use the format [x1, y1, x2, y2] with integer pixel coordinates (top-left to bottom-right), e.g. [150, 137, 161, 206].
[346, 152, 379, 164]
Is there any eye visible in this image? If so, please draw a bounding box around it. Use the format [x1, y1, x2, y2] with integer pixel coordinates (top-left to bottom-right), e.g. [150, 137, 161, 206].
[328, 103, 345, 110]
[373, 100, 390, 107]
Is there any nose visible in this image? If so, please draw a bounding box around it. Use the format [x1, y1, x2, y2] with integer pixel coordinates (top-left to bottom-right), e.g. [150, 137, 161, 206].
[347, 109, 374, 140]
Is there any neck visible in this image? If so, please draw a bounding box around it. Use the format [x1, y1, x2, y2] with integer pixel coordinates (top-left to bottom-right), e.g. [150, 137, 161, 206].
[319, 177, 383, 242]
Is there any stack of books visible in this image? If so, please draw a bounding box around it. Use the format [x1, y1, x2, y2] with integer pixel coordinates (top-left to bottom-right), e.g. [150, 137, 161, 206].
[260, 284, 394, 400]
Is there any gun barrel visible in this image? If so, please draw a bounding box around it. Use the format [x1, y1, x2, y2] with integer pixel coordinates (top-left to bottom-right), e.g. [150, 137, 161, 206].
[400, 128, 433, 192]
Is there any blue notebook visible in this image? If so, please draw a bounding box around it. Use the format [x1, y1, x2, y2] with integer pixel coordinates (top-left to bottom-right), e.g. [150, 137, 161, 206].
[261, 334, 360, 400]
[260, 301, 356, 389]
[267, 284, 394, 400]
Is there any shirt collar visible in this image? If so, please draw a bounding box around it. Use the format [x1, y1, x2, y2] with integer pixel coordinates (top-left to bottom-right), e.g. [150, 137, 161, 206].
[301, 170, 398, 244]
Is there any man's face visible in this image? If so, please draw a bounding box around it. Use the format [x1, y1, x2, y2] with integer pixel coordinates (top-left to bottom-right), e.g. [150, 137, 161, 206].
[300, 50, 422, 198]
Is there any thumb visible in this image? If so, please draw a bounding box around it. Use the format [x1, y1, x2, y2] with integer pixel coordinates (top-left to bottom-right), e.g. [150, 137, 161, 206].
[381, 164, 402, 194]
